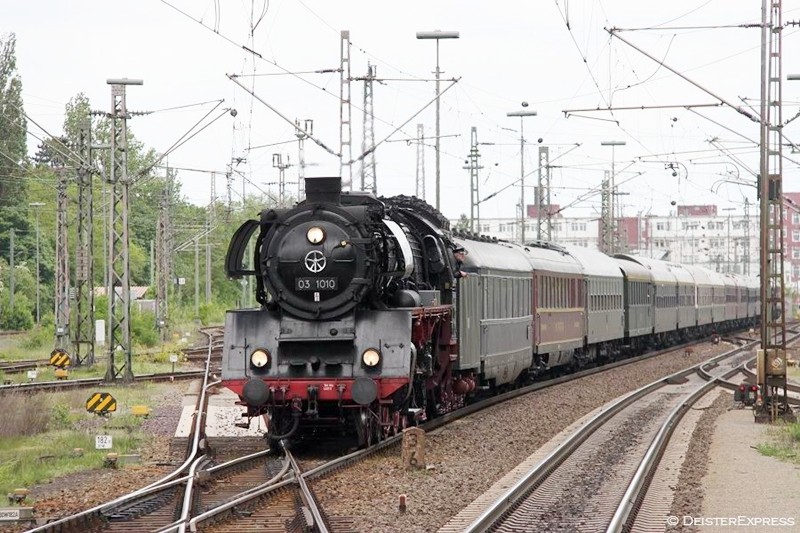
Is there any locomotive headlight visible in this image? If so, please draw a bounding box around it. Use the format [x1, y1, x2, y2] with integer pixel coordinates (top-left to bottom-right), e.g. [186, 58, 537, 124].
[250, 348, 271, 368]
[306, 226, 325, 244]
[362, 348, 381, 367]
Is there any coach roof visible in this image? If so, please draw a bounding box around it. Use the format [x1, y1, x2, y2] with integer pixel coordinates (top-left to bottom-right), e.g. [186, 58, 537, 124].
[563, 245, 623, 278]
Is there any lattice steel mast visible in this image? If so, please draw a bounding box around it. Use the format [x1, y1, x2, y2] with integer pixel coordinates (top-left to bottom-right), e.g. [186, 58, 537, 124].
[360, 64, 377, 194]
[600, 171, 612, 254]
[104, 79, 141, 383]
[462, 127, 482, 232]
[296, 119, 312, 201]
[155, 167, 172, 343]
[757, 0, 790, 422]
[416, 124, 426, 200]
[54, 167, 70, 350]
[73, 122, 94, 366]
[339, 30, 353, 190]
[537, 146, 551, 241]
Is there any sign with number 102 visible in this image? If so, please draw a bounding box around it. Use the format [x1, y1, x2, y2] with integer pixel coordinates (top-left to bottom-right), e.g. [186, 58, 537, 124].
[95, 435, 113, 449]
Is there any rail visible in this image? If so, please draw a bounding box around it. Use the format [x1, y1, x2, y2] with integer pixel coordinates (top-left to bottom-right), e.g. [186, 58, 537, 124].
[461, 341, 752, 533]
[25, 330, 216, 533]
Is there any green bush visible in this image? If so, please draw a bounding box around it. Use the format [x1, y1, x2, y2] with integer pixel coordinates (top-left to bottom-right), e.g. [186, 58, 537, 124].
[788, 422, 800, 443]
[20, 314, 55, 350]
[131, 308, 159, 348]
[198, 302, 226, 325]
[50, 402, 72, 430]
[0, 294, 34, 330]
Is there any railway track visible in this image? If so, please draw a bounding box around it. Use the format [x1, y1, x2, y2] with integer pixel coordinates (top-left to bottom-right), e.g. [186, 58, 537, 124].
[444, 331, 799, 533]
[20, 330, 775, 531]
[0, 370, 207, 394]
[0, 326, 225, 393]
[182, 327, 225, 362]
[183, 336, 761, 532]
[443, 343, 755, 532]
[23, 329, 219, 533]
[0, 359, 46, 375]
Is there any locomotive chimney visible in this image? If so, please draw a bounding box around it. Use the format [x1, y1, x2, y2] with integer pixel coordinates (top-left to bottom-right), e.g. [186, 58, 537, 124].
[305, 176, 342, 204]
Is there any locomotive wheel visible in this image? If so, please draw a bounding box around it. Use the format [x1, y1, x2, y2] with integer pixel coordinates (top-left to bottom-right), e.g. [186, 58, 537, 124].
[356, 408, 383, 447]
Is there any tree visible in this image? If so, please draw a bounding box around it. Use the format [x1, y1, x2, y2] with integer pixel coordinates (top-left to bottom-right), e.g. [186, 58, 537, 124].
[453, 214, 470, 232]
[0, 33, 31, 268]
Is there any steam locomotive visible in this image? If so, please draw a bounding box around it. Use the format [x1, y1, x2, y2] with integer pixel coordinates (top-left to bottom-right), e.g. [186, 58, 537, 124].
[221, 177, 759, 446]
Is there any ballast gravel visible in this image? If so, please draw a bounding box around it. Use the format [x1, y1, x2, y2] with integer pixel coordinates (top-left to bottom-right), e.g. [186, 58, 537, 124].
[313, 342, 737, 533]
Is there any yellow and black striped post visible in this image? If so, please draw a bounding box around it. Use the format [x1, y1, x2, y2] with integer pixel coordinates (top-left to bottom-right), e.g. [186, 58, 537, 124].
[86, 392, 117, 415]
[49, 348, 71, 368]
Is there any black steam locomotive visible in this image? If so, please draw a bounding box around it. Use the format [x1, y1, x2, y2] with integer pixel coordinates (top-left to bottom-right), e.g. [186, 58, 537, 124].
[223, 177, 463, 445]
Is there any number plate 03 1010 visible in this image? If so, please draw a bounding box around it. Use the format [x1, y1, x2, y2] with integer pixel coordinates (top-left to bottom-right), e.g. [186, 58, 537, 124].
[295, 277, 338, 291]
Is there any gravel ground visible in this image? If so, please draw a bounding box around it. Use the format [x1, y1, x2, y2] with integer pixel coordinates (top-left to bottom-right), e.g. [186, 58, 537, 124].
[697, 406, 800, 532]
[140, 384, 189, 437]
[667, 392, 731, 532]
[314, 342, 735, 533]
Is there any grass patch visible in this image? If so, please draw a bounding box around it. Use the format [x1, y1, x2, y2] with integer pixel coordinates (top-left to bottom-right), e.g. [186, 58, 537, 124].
[0, 430, 143, 496]
[0, 382, 174, 498]
[757, 422, 800, 464]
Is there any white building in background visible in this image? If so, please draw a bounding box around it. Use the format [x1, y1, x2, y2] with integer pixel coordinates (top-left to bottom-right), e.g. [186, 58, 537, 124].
[451, 203, 762, 278]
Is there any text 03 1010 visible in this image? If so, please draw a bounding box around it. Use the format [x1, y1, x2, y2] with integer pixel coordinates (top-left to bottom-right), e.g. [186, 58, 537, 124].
[295, 277, 338, 291]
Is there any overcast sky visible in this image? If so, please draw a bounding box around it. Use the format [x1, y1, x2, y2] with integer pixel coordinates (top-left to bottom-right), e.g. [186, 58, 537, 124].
[8, 1, 800, 222]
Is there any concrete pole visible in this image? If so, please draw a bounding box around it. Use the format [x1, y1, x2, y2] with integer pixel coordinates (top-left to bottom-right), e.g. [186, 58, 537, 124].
[9, 228, 14, 311]
[29, 202, 45, 324]
[195, 237, 200, 317]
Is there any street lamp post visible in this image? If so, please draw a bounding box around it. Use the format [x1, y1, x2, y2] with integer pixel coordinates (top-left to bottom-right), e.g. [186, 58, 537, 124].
[507, 107, 537, 244]
[601, 141, 626, 253]
[416, 30, 459, 212]
[29, 202, 45, 325]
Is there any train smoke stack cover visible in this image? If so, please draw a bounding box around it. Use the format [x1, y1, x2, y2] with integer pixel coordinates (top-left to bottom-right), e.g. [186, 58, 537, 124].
[305, 177, 341, 203]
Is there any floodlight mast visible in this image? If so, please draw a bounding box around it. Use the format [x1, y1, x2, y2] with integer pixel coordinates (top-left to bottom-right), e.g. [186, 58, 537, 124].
[601, 140, 626, 254]
[507, 108, 537, 244]
[416, 30, 459, 212]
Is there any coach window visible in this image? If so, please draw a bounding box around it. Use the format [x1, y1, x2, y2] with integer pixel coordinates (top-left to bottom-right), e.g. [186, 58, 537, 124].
[543, 277, 548, 309]
[506, 278, 517, 317]
[538, 278, 543, 308]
